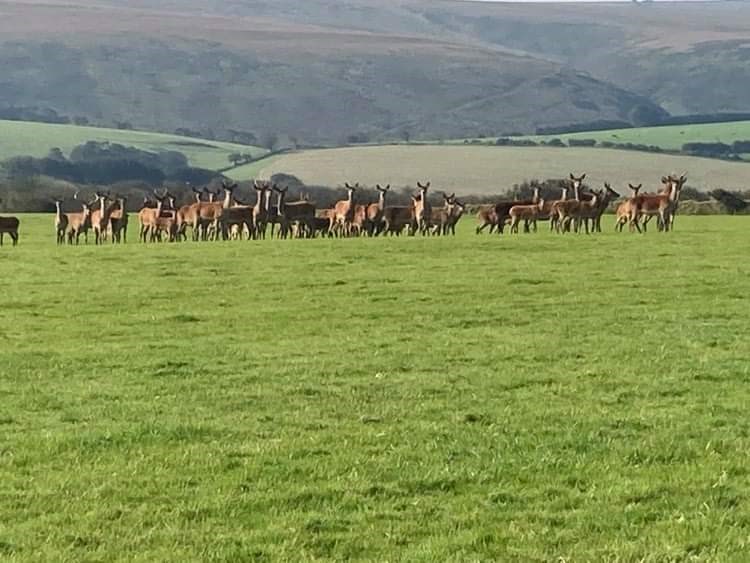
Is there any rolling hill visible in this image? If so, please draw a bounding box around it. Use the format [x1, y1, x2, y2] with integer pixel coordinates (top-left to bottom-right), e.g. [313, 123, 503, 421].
[0, 120, 263, 170]
[250, 145, 750, 194]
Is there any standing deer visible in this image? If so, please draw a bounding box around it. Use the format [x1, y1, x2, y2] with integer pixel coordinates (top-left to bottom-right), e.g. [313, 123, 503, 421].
[571, 189, 600, 234]
[90, 192, 115, 245]
[592, 183, 620, 233]
[429, 192, 459, 235]
[109, 196, 128, 244]
[365, 184, 390, 236]
[509, 199, 545, 234]
[252, 181, 269, 239]
[274, 186, 316, 238]
[631, 174, 685, 232]
[475, 205, 500, 234]
[615, 184, 642, 232]
[413, 181, 432, 235]
[54, 199, 69, 245]
[331, 183, 358, 237]
[66, 203, 92, 245]
[0, 199, 19, 246]
[554, 173, 586, 233]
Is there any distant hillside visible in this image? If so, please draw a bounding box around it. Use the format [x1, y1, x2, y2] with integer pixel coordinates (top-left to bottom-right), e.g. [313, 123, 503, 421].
[0, 120, 262, 170]
[1, 1, 750, 145]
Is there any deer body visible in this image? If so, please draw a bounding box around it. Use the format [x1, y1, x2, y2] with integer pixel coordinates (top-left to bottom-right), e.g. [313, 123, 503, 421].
[509, 199, 545, 234]
[66, 204, 91, 245]
[54, 200, 68, 245]
[365, 185, 389, 236]
[0, 199, 19, 246]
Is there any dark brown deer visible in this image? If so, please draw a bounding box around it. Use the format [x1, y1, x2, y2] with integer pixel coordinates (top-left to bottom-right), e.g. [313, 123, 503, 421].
[592, 183, 620, 232]
[0, 198, 19, 246]
[109, 196, 129, 243]
[475, 205, 499, 234]
[252, 181, 269, 239]
[274, 186, 316, 238]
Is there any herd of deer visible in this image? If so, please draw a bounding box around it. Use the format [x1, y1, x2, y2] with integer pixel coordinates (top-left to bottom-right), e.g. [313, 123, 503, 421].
[0, 172, 687, 247]
[476, 172, 687, 235]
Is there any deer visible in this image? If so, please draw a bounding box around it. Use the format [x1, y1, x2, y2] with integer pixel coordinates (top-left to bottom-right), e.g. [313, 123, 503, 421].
[491, 185, 542, 234]
[174, 187, 205, 241]
[630, 174, 685, 233]
[138, 190, 169, 242]
[0, 199, 20, 247]
[251, 181, 269, 239]
[274, 186, 316, 239]
[554, 173, 586, 233]
[546, 186, 568, 232]
[509, 199, 545, 234]
[151, 192, 179, 242]
[222, 194, 255, 240]
[615, 184, 642, 232]
[592, 183, 620, 233]
[475, 205, 500, 234]
[571, 189, 601, 234]
[429, 192, 460, 235]
[54, 199, 69, 245]
[89, 192, 115, 245]
[109, 195, 128, 243]
[314, 209, 334, 238]
[382, 201, 416, 236]
[65, 202, 92, 245]
[365, 184, 390, 236]
[331, 183, 358, 237]
[413, 181, 432, 235]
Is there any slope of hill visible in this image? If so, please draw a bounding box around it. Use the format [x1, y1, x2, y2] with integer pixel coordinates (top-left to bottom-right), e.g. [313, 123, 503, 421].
[0, 120, 263, 170]
[0, 0, 666, 145]
[252, 145, 750, 193]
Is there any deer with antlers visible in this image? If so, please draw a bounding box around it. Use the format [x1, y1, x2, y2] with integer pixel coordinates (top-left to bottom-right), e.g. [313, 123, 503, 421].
[364, 184, 390, 236]
[0, 199, 20, 246]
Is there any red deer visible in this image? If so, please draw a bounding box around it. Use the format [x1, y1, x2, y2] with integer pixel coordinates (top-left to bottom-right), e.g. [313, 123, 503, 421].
[89, 192, 116, 245]
[571, 189, 601, 234]
[554, 173, 586, 233]
[382, 200, 415, 236]
[138, 190, 170, 242]
[365, 184, 390, 236]
[66, 203, 92, 245]
[509, 199, 545, 234]
[0, 199, 20, 246]
[447, 199, 466, 235]
[54, 199, 69, 245]
[175, 188, 205, 241]
[274, 186, 316, 238]
[414, 181, 432, 235]
[592, 183, 620, 233]
[251, 181, 270, 239]
[475, 205, 499, 234]
[331, 183, 358, 237]
[491, 185, 542, 234]
[615, 184, 642, 232]
[429, 192, 460, 235]
[631, 174, 685, 232]
[223, 195, 255, 240]
[109, 196, 129, 244]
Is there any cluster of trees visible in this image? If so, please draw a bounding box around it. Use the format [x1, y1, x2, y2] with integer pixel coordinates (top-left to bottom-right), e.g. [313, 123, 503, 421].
[681, 141, 750, 160]
[2, 141, 221, 187]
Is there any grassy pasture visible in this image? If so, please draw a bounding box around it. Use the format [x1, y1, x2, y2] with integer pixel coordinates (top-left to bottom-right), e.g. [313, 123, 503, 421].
[521, 120, 750, 152]
[256, 145, 750, 193]
[0, 120, 263, 170]
[1, 214, 749, 561]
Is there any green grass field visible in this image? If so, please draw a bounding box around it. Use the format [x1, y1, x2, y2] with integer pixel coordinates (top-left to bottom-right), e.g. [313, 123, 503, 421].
[453, 120, 750, 152]
[0, 120, 264, 171]
[2, 214, 749, 561]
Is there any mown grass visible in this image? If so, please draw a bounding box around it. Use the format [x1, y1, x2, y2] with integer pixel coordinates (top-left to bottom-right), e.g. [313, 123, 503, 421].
[1, 214, 749, 561]
[257, 145, 750, 193]
[0, 120, 263, 171]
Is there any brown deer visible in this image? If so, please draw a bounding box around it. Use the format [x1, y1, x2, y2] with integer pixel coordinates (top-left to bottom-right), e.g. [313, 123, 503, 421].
[631, 174, 685, 232]
[414, 181, 432, 235]
[109, 196, 129, 243]
[222, 195, 255, 240]
[365, 184, 390, 236]
[429, 192, 459, 235]
[0, 199, 20, 246]
[251, 181, 270, 239]
[331, 183, 358, 237]
[174, 188, 205, 241]
[152, 192, 179, 242]
[615, 184, 642, 232]
[274, 186, 316, 238]
[475, 205, 499, 234]
[54, 199, 69, 245]
[554, 173, 586, 233]
[138, 190, 168, 242]
[66, 203, 92, 245]
[89, 192, 115, 245]
[509, 199, 545, 234]
[491, 185, 542, 234]
[592, 183, 620, 233]
[571, 189, 601, 234]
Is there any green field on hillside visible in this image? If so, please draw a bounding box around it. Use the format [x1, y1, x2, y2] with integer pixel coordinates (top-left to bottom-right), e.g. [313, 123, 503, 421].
[455, 120, 750, 152]
[1, 215, 749, 561]
[255, 145, 750, 193]
[0, 120, 263, 171]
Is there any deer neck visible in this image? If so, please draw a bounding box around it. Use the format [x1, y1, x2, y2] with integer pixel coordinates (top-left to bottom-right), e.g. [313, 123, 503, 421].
[378, 191, 386, 210]
[222, 190, 233, 209]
